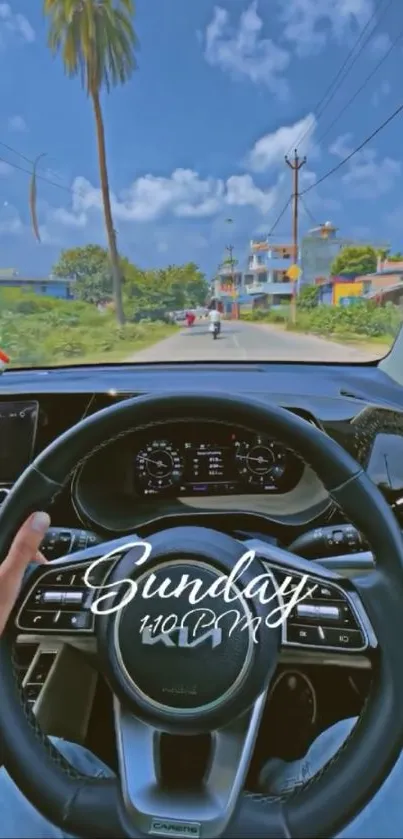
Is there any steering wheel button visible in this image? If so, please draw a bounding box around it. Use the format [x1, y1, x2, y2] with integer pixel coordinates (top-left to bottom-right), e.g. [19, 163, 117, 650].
[296, 603, 340, 621]
[21, 612, 57, 630]
[322, 628, 365, 650]
[286, 624, 319, 645]
[42, 591, 64, 604]
[46, 570, 75, 586]
[55, 612, 92, 631]
[63, 591, 84, 605]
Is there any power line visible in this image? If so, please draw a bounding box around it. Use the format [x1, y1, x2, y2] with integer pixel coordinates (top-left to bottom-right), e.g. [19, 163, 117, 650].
[317, 22, 403, 145]
[301, 102, 403, 195]
[267, 196, 292, 238]
[299, 196, 319, 227]
[289, 0, 393, 154]
[0, 153, 84, 199]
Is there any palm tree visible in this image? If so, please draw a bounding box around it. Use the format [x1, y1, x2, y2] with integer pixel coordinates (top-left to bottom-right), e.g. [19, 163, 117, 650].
[43, 0, 138, 326]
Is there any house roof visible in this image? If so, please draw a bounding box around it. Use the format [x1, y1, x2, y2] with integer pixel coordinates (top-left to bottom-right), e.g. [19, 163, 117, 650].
[0, 275, 71, 284]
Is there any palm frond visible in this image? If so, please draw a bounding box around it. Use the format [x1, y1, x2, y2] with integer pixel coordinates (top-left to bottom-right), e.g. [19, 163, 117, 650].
[43, 0, 138, 95]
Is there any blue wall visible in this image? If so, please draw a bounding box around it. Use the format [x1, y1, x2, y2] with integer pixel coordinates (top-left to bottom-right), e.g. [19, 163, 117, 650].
[0, 279, 73, 300]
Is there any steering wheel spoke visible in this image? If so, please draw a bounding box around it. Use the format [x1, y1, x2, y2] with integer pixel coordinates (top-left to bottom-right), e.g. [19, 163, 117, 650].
[243, 538, 377, 658]
[114, 692, 268, 839]
[15, 551, 116, 638]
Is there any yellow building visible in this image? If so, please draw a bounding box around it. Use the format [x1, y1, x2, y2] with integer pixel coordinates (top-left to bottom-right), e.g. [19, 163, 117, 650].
[333, 281, 363, 305]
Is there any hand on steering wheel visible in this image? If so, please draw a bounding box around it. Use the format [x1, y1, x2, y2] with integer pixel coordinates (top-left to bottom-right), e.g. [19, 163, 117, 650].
[0, 392, 402, 839]
[0, 512, 49, 636]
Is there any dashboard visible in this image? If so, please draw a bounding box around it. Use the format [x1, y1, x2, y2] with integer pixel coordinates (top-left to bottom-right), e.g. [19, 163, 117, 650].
[1, 362, 403, 536]
[131, 425, 303, 497]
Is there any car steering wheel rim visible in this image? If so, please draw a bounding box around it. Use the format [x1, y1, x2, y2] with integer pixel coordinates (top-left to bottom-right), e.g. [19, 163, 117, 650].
[0, 391, 403, 839]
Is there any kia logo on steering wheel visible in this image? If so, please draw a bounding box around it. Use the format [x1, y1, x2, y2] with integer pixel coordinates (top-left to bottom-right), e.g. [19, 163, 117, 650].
[140, 626, 223, 648]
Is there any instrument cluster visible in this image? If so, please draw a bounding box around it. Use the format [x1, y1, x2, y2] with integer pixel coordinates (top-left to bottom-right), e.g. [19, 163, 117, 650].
[132, 424, 304, 499]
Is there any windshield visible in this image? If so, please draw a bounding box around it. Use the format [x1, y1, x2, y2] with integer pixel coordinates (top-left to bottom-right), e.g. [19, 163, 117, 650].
[1, 1, 402, 368]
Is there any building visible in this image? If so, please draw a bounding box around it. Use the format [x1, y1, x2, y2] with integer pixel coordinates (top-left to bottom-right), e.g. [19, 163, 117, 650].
[300, 223, 355, 288]
[243, 239, 295, 304]
[315, 275, 364, 305]
[0, 272, 74, 300]
[360, 258, 403, 303]
[211, 262, 244, 316]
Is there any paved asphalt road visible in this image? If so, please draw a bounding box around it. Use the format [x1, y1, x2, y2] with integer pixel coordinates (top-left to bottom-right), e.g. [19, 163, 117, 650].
[128, 320, 386, 363]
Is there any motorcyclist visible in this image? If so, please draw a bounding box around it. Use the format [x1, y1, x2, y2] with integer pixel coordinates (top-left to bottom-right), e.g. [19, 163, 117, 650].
[209, 305, 221, 334]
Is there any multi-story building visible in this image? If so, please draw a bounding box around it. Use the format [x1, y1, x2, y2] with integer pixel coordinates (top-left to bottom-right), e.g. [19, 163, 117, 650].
[243, 239, 295, 304]
[300, 222, 389, 289]
[300, 223, 348, 288]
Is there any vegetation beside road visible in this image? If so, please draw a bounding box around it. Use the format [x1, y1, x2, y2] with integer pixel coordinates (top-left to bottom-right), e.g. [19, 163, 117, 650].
[241, 295, 401, 348]
[0, 246, 208, 368]
[0, 289, 178, 368]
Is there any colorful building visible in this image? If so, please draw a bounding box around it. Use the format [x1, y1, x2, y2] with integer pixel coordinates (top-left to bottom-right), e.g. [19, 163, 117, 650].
[243, 239, 295, 304]
[0, 272, 74, 300]
[300, 223, 389, 290]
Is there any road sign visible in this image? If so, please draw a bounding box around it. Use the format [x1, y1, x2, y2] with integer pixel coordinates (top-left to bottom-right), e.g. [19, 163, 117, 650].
[287, 264, 301, 281]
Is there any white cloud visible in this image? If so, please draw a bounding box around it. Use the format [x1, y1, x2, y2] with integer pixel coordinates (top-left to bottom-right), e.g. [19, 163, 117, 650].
[0, 3, 35, 45]
[329, 133, 354, 158]
[225, 174, 281, 214]
[247, 113, 318, 172]
[280, 0, 373, 56]
[7, 114, 27, 132]
[47, 167, 283, 230]
[204, 3, 290, 97]
[342, 148, 400, 198]
[371, 80, 391, 107]
[329, 132, 400, 198]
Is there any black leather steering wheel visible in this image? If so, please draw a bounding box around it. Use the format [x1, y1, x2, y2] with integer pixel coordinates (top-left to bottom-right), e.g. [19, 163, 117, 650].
[0, 392, 403, 839]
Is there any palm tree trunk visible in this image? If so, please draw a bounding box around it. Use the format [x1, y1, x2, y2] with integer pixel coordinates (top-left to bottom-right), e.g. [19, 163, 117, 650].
[91, 90, 125, 326]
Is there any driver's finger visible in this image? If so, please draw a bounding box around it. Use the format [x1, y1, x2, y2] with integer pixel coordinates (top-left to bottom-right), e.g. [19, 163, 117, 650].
[0, 512, 50, 636]
[1, 512, 50, 575]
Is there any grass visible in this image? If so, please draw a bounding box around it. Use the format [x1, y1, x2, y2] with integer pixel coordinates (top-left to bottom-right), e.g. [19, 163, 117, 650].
[240, 305, 398, 352]
[2, 306, 179, 369]
[35, 323, 179, 367]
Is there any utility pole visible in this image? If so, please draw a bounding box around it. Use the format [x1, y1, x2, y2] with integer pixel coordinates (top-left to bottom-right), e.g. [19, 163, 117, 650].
[285, 149, 306, 324]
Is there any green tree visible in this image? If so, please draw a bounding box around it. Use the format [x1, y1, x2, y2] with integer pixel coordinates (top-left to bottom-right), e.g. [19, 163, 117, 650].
[297, 285, 319, 309]
[331, 245, 377, 277]
[388, 252, 403, 262]
[44, 0, 138, 326]
[53, 245, 110, 280]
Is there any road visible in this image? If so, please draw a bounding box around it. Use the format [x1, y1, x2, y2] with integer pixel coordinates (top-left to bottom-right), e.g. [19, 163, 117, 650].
[128, 320, 386, 363]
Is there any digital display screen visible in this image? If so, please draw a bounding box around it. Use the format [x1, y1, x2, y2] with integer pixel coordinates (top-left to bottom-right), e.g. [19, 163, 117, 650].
[132, 423, 304, 499]
[182, 442, 232, 485]
[0, 401, 39, 484]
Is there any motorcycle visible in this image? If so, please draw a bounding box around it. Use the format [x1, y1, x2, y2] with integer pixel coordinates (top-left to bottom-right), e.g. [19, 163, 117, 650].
[210, 321, 220, 339]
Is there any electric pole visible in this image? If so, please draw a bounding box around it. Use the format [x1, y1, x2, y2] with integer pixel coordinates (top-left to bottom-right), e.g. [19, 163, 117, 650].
[285, 149, 306, 324]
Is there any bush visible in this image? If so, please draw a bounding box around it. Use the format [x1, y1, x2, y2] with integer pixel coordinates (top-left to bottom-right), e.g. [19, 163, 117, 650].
[0, 291, 177, 367]
[240, 298, 402, 340]
[290, 300, 401, 338]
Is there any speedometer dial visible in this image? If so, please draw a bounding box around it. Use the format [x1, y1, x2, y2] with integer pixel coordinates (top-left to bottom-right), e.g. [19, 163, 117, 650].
[134, 440, 184, 494]
[235, 436, 287, 489]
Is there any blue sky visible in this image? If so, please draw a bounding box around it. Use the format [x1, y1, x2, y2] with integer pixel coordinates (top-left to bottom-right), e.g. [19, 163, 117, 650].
[0, 0, 402, 278]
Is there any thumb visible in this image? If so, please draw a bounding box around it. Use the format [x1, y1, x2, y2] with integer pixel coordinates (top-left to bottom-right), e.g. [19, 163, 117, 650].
[2, 512, 50, 575]
[0, 512, 50, 636]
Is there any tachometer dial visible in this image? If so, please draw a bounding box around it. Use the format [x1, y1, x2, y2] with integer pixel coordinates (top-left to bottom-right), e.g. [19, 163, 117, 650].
[134, 440, 183, 494]
[235, 437, 287, 488]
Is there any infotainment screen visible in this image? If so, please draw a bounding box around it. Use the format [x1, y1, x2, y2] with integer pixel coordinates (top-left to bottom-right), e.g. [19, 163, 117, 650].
[0, 401, 39, 484]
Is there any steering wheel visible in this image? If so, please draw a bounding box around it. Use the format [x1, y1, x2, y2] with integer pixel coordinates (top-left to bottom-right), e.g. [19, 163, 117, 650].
[0, 392, 403, 839]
